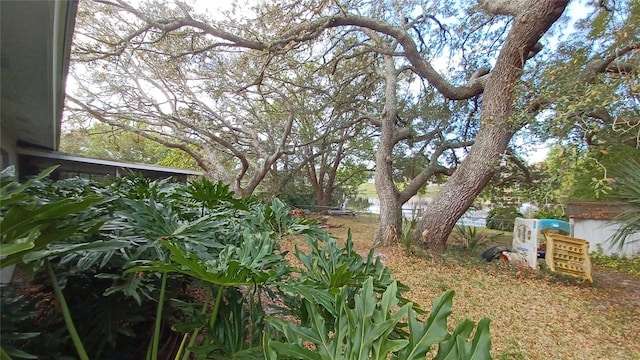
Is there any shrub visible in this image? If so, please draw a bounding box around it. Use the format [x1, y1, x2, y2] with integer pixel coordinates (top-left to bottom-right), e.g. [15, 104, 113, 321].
[534, 206, 568, 221]
[1, 170, 492, 360]
[486, 206, 522, 232]
[590, 245, 640, 276]
[401, 217, 418, 255]
[266, 278, 492, 360]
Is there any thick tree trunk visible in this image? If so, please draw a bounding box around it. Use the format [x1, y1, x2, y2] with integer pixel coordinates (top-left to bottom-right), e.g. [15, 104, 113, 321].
[414, 0, 568, 252]
[373, 118, 403, 246]
[373, 54, 404, 246]
[319, 192, 332, 210]
[373, 130, 403, 246]
[415, 126, 514, 251]
[373, 189, 403, 246]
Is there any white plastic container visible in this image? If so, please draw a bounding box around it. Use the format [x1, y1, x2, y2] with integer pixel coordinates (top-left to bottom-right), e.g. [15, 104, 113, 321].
[513, 218, 539, 269]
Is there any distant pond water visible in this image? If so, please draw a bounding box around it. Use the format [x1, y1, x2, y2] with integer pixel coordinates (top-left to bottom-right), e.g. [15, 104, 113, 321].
[349, 196, 488, 227]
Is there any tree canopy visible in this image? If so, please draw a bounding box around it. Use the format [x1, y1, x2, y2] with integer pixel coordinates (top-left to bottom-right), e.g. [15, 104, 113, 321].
[65, 0, 638, 251]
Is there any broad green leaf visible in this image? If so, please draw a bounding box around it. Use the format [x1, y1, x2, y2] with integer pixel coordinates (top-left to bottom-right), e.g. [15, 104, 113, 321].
[268, 342, 322, 360]
[398, 290, 454, 360]
[378, 338, 409, 356]
[3, 346, 37, 359]
[433, 320, 475, 360]
[0, 238, 36, 257]
[0, 225, 81, 267]
[129, 240, 277, 287]
[469, 318, 492, 360]
[379, 281, 399, 316]
[263, 334, 278, 360]
[0, 166, 56, 205]
[225, 346, 264, 360]
[32, 197, 102, 221]
[278, 282, 336, 317]
[21, 240, 130, 264]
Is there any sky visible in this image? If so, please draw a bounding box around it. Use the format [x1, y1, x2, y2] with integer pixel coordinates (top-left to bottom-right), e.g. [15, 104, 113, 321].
[524, 0, 592, 164]
[69, 0, 596, 165]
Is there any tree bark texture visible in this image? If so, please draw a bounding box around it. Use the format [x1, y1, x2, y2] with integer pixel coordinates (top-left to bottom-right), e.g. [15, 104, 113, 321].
[373, 54, 404, 246]
[374, 132, 401, 246]
[373, 110, 403, 246]
[415, 0, 569, 252]
[373, 187, 403, 246]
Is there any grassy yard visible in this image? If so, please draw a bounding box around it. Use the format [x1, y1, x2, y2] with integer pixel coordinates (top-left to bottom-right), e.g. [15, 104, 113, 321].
[282, 215, 640, 360]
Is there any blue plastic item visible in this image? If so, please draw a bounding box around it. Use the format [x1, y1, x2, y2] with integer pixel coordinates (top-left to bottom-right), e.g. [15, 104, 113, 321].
[539, 219, 570, 235]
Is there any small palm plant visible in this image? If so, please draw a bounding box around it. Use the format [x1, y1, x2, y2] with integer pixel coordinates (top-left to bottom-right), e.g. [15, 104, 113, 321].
[609, 159, 640, 250]
[400, 217, 419, 255]
[453, 225, 497, 249]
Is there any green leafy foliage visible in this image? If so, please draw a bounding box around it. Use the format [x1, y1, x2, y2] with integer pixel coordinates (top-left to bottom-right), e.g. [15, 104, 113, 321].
[1, 168, 122, 359]
[267, 279, 409, 360]
[538, 145, 639, 202]
[530, 0, 640, 151]
[245, 198, 324, 239]
[453, 225, 498, 249]
[533, 207, 568, 221]
[590, 245, 640, 276]
[1, 173, 493, 359]
[0, 292, 39, 359]
[608, 159, 640, 250]
[266, 278, 491, 360]
[60, 123, 199, 170]
[514, 1, 639, 211]
[486, 206, 522, 232]
[294, 232, 403, 296]
[128, 236, 283, 288]
[0, 167, 106, 269]
[401, 217, 419, 255]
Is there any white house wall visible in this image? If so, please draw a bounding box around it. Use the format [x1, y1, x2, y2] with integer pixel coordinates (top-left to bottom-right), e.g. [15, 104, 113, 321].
[0, 124, 17, 285]
[572, 219, 640, 258]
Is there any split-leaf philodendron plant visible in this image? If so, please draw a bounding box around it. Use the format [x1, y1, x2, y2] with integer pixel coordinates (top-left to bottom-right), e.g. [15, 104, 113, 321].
[1, 168, 491, 359]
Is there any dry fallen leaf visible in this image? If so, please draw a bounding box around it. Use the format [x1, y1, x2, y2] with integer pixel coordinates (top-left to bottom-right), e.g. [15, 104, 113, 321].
[281, 215, 640, 360]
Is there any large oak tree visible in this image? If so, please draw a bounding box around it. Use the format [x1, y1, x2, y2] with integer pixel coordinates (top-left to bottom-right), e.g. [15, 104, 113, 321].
[69, 0, 584, 251]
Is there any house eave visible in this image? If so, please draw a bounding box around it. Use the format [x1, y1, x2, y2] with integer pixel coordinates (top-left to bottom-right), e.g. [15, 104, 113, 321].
[566, 201, 631, 221]
[17, 147, 204, 180]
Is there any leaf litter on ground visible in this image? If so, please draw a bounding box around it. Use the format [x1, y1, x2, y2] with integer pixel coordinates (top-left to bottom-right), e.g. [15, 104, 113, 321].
[281, 215, 640, 360]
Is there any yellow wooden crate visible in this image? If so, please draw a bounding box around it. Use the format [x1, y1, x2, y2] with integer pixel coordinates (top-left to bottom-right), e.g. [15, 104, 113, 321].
[543, 233, 592, 282]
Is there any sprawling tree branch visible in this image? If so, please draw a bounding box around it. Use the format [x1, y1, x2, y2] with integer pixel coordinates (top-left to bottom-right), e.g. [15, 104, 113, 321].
[581, 41, 639, 81]
[84, 1, 490, 101]
[273, 15, 489, 100]
[477, 0, 531, 16]
[67, 95, 212, 171]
